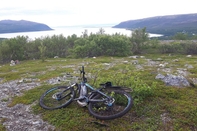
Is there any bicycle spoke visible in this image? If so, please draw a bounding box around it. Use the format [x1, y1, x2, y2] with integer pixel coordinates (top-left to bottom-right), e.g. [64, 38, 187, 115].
[40, 86, 75, 110]
[88, 90, 133, 120]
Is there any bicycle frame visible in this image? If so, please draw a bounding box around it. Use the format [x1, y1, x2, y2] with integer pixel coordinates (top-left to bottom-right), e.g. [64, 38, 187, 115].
[70, 66, 112, 104]
[39, 65, 133, 120]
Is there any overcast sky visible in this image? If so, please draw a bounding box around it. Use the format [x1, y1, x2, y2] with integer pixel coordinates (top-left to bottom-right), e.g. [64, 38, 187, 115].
[1, 0, 197, 27]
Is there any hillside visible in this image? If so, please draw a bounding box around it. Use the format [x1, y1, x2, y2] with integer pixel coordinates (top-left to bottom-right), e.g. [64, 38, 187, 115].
[113, 13, 197, 36]
[0, 55, 197, 130]
[0, 20, 53, 34]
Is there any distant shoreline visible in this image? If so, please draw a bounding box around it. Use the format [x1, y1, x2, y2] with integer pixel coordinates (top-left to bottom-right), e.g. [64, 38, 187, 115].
[0, 29, 54, 35]
[0, 27, 161, 40]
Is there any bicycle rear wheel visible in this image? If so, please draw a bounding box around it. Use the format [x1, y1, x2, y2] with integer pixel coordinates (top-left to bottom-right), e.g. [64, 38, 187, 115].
[88, 89, 133, 120]
[39, 86, 75, 110]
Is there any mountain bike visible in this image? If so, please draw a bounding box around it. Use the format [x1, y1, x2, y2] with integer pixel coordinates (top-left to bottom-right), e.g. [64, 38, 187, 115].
[39, 66, 133, 120]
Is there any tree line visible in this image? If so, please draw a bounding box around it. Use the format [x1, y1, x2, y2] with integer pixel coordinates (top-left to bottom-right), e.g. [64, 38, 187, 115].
[0, 28, 197, 64]
[0, 28, 143, 63]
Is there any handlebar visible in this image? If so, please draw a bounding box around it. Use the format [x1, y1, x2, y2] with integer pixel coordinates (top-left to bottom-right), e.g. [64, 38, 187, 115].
[80, 66, 87, 82]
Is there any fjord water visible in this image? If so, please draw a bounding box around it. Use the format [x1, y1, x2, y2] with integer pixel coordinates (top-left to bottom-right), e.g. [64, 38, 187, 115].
[0, 27, 161, 40]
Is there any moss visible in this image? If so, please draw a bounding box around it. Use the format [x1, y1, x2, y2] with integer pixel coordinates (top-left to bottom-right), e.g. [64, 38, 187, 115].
[2, 55, 197, 130]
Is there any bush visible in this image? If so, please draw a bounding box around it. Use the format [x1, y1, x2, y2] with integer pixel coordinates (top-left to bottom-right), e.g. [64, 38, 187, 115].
[158, 41, 197, 54]
[159, 41, 184, 54]
[89, 67, 156, 106]
[184, 42, 197, 54]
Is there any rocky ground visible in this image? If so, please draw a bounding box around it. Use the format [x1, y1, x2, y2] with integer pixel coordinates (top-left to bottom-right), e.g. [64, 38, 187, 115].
[0, 79, 56, 131]
[0, 55, 196, 131]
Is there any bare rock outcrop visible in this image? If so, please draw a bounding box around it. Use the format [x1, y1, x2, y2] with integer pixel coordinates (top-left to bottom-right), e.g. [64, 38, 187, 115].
[155, 73, 191, 87]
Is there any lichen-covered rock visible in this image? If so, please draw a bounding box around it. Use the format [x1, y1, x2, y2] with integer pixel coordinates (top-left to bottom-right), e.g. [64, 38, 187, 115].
[155, 73, 190, 87]
[1, 103, 55, 131]
[0, 79, 55, 131]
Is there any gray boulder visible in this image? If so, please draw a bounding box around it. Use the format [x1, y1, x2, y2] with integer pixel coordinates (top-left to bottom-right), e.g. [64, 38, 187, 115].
[156, 73, 190, 87]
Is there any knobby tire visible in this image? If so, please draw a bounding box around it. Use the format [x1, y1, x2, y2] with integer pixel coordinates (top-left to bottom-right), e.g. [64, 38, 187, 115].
[39, 86, 75, 110]
[88, 89, 133, 120]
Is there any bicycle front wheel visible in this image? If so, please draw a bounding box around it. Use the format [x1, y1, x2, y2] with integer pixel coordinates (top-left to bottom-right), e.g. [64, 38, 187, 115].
[88, 89, 133, 120]
[39, 86, 75, 110]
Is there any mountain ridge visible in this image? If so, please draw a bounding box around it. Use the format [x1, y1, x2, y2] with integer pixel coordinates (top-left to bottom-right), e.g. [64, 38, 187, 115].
[0, 20, 53, 34]
[113, 13, 197, 36]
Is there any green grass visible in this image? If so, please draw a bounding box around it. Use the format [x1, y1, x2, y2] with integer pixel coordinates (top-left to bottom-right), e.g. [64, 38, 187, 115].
[1, 55, 197, 130]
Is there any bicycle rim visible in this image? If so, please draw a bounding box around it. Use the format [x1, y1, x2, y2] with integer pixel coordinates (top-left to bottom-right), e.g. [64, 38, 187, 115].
[88, 90, 133, 120]
[39, 86, 75, 110]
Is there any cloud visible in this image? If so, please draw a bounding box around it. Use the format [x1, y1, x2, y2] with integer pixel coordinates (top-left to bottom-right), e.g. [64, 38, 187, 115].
[1, 0, 197, 26]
